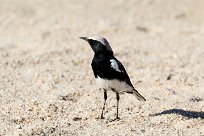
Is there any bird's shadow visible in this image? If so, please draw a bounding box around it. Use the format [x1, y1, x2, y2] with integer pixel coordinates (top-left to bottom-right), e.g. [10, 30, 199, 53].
[151, 108, 204, 119]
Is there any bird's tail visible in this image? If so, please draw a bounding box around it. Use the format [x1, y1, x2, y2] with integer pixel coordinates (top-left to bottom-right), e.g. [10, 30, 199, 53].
[133, 89, 146, 101]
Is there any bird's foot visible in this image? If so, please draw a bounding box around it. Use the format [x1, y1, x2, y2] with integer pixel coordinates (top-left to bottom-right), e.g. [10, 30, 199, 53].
[116, 116, 120, 120]
[95, 115, 105, 120]
[101, 115, 105, 119]
[109, 117, 120, 122]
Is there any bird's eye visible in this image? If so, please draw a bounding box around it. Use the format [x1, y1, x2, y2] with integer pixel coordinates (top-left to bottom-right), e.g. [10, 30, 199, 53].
[92, 40, 98, 45]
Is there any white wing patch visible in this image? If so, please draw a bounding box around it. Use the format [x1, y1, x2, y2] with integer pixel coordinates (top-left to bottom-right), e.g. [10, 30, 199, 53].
[110, 59, 122, 72]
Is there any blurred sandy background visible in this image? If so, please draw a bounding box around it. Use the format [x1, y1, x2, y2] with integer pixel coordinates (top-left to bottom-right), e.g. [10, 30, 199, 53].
[0, 0, 204, 135]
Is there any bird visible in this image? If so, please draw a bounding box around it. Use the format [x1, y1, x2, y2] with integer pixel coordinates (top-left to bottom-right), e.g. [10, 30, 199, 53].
[80, 36, 146, 120]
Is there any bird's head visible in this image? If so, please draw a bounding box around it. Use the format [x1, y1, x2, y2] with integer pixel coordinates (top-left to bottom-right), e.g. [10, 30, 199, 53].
[80, 36, 113, 55]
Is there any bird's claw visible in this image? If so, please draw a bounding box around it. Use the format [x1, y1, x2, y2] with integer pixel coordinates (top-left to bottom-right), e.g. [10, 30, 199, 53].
[101, 115, 105, 119]
[116, 116, 120, 120]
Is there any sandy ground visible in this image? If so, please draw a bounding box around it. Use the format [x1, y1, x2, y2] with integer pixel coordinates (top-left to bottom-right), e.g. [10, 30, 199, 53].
[0, 0, 204, 135]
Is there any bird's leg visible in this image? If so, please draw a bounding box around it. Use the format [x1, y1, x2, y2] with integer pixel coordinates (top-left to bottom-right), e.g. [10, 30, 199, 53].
[116, 92, 120, 120]
[101, 89, 107, 119]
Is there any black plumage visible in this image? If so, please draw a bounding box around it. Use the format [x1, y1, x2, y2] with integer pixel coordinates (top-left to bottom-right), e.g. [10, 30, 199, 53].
[80, 36, 146, 119]
[91, 51, 133, 88]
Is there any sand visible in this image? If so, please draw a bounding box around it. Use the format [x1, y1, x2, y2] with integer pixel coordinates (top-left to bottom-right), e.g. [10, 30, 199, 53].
[0, 0, 204, 135]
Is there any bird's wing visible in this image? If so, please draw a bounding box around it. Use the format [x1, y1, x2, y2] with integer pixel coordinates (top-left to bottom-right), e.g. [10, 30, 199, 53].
[92, 57, 134, 87]
[109, 58, 134, 87]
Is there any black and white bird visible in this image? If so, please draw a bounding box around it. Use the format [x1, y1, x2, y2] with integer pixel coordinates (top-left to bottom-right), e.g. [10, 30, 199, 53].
[80, 36, 146, 119]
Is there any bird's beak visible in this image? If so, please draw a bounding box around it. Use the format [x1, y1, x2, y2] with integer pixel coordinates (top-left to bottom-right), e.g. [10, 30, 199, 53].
[79, 37, 88, 42]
